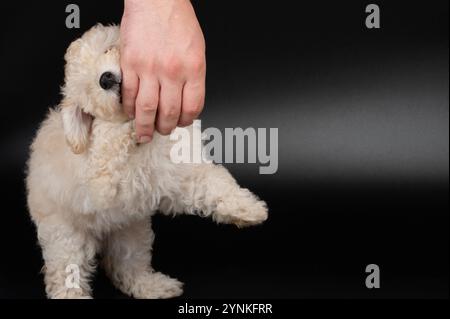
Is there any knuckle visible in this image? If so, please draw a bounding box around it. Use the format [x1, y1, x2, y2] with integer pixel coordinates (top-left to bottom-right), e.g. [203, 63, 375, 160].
[157, 124, 174, 135]
[178, 118, 193, 127]
[140, 58, 156, 71]
[121, 49, 139, 66]
[186, 54, 206, 73]
[184, 104, 203, 117]
[123, 52, 155, 70]
[122, 85, 137, 98]
[161, 106, 180, 119]
[162, 58, 183, 79]
[136, 120, 153, 132]
[137, 102, 158, 113]
[123, 103, 134, 115]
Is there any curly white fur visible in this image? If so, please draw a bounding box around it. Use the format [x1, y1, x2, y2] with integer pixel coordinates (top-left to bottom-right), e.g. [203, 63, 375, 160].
[26, 24, 268, 299]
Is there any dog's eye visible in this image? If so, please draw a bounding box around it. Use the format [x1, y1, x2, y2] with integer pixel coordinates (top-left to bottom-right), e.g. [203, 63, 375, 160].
[99, 72, 119, 90]
[104, 45, 116, 54]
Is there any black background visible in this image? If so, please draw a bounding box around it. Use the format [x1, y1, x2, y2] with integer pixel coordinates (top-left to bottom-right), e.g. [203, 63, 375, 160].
[0, 0, 448, 298]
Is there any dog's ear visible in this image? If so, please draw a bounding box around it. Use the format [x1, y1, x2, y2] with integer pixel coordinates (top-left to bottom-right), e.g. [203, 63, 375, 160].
[64, 38, 82, 63]
[61, 99, 92, 154]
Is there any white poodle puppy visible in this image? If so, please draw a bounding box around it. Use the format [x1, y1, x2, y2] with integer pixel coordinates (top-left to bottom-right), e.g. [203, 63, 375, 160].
[26, 24, 268, 299]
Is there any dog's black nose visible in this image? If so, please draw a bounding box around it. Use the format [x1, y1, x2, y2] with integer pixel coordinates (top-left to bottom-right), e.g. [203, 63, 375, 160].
[99, 71, 119, 90]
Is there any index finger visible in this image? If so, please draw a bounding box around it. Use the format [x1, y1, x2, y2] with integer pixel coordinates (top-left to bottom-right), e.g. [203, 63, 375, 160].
[121, 67, 139, 119]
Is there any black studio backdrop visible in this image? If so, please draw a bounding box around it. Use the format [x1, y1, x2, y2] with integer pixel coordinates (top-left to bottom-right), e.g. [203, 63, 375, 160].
[0, 1, 448, 298]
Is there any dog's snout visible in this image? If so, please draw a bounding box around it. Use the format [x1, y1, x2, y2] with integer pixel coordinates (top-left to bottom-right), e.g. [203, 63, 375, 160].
[99, 72, 120, 90]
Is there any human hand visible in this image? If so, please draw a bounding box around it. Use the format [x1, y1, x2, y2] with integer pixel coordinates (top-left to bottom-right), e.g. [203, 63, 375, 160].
[121, 0, 206, 143]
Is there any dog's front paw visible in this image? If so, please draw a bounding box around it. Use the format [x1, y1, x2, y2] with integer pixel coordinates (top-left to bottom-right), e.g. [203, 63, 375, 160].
[229, 204, 268, 227]
[213, 189, 268, 227]
[130, 272, 183, 299]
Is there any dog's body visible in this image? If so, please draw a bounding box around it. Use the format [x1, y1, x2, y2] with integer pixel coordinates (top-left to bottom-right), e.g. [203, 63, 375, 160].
[26, 24, 267, 298]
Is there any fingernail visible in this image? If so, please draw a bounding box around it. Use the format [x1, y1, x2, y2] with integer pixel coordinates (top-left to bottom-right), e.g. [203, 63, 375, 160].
[139, 135, 152, 144]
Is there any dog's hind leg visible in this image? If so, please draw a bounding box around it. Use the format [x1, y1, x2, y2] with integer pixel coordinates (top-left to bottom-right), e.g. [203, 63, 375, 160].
[37, 215, 97, 299]
[101, 217, 183, 299]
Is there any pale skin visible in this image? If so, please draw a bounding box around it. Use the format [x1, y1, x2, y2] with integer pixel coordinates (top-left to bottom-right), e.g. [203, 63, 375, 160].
[121, 0, 206, 143]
